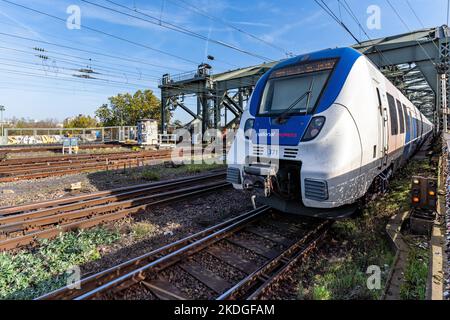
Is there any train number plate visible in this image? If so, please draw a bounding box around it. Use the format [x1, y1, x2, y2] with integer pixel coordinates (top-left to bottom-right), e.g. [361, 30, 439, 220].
[267, 147, 279, 157]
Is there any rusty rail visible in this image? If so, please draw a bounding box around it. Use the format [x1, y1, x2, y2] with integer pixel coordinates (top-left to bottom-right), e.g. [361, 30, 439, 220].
[0, 170, 224, 215]
[0, 171, 228, 251]
[0, 150, 173, 182]
[0, 143, 122, 156]
[37, 207, 330, 300]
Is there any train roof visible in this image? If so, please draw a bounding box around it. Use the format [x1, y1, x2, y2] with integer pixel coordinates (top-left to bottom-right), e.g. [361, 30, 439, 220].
[247, 47, 364, 116]
[272, 47, 362, 70]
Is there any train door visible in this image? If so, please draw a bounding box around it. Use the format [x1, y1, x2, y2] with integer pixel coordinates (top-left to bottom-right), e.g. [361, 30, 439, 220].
[375, 87, 388, 167]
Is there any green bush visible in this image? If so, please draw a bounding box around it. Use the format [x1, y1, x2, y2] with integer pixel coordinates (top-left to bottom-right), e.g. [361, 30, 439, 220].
[0, 227, 119, 300]
[141, 170, 161, 181]
[313, 285, 331, 300]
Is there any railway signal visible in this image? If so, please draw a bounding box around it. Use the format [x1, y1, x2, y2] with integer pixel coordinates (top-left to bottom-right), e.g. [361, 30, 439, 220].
[410, 176, 437, 235]
[410, 176, 437, 211]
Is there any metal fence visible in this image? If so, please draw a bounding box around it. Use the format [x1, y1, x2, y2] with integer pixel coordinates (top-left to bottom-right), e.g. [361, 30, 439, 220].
[1, 126, 137, 146]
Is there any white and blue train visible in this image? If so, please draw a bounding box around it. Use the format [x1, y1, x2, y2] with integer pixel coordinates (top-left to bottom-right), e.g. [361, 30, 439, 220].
[227, 47, 433, 218]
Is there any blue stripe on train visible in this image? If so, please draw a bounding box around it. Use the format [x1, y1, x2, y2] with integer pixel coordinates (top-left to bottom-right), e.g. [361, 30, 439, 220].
[249, 47, 362, 146]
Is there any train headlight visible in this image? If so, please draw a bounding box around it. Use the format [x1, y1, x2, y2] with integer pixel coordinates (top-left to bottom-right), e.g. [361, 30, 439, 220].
[302, 116, 326, 141]
[244, 119, 255, 140]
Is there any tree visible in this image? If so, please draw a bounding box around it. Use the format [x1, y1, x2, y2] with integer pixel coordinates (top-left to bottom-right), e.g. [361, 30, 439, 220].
[64, 114, 98, 128]
[11, 117, 60, 128]
[96, 90, 166, 127]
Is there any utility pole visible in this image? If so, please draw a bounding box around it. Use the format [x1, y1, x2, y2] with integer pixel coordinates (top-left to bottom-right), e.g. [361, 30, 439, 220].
[0, 105, 5, 137]
[442, 74, 448, 133]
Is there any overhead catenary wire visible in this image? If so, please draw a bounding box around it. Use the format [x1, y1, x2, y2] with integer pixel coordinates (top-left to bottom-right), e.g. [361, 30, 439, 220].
[404, 0, 441, 52]
[0, 56, 160, 84]
[385, 0, 437, 67]
[0, 24, 185, 76]
[0, 82, 130, 97]
[0, 0, 199, 65]
[0, 46, 162, 81]
[336, 0, 395, 66]
[82, 0, 274, 62]
[0, 67, 153, 91]
[166, 0, 290, 56]
[0, 32, 186, 72]
[0, 12, 233, 74]
[0, 48, 160, 86]
[313, 0, 362, 45]
[104, 0, 277, 61]
[0, 73, 161, 96]
[0, 32, 268, 97]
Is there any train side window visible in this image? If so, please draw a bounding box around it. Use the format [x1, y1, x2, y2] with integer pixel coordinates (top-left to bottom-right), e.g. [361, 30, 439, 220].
[419, 113, 423, 137]
[386, 93, 398, 135]
[410, 112, 415, 138]
[396, 99, 405, 134]
[414, 111, 419, 137]
[408, 111, 414, 139]
[415, 118, 419, 138]
[402, 104, 410, 133]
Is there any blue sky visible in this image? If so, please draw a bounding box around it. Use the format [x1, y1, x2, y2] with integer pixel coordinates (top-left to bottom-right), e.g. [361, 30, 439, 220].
[0, 0, 445, 124]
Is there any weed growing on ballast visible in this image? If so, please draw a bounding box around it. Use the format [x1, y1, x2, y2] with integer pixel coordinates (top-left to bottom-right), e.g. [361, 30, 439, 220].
[0, 227, 119, 300]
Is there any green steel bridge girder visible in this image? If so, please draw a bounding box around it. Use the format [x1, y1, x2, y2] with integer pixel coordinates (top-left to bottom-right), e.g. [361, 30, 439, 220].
[159, 25, 449, 132]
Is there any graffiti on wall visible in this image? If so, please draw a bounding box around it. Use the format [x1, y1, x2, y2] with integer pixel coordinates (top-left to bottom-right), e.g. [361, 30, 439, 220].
[7, 133, 99, 145]
[8, 135, 64, 145]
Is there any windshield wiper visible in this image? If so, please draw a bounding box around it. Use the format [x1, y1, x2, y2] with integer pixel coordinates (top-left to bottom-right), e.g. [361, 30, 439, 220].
[276, 78, 315, 124]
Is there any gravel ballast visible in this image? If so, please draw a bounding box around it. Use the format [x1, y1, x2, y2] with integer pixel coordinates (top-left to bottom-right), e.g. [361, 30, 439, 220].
[0, 163, 225, 207]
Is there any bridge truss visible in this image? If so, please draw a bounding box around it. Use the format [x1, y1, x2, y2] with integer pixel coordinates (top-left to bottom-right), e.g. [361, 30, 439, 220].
[159, 25, 450, 133]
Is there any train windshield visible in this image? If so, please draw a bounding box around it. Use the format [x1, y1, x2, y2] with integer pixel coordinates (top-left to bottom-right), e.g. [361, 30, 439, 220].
[259, 59, 337, 116]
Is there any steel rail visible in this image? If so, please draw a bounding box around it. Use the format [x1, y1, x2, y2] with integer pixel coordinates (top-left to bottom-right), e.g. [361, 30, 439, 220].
[0, 154, 170, 175]
[0, 151, 171, 171]
[0, 170, 225, 215]
[0, 152, 172, 172]
[0, 156, 174, 183]
[0, 149, 171, 166]
[37, 206, 271, 300]
[0, 143, 122, 155]
[0, 181, 229, 251]
[0, 146, 208, 169]
[0, 148, 211, 182]
[0, 178, 230, 251]
[0, 180, 227, 235]
[0, 174, 225, 225]
[36, 207, 331, 301]
[216, 220, 332, 300]
[38, 207, 271, 300]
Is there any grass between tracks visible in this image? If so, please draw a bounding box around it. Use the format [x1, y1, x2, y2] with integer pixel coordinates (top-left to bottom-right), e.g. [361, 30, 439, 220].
[0, 163, 226, 300]
[297, 159, 436, 300]
[399, 243, 429, 300]
[0, 227, 120, 300]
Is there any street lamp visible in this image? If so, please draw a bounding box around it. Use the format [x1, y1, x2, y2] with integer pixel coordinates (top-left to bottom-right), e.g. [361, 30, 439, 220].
[0, 105, 5, 137]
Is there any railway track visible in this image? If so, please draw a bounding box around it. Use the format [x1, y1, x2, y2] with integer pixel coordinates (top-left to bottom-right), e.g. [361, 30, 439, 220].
[38, 207, 331, 300]
[0, 143, 122, 155]
[0, 149, 174, 182]
[0, 171, 228, 251]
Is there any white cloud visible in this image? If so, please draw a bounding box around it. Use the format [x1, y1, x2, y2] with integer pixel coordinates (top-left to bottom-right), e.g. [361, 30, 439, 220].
[261, 10, 324, 44]
[0, 9, 47, 41]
